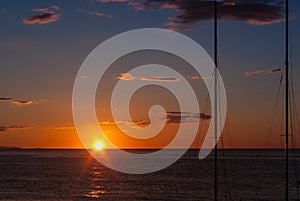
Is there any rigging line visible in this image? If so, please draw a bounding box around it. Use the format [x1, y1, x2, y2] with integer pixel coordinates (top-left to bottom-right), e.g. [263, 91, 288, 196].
[266, 70, 284, 148]
[213, 0, 234, 198]
[217, 89, 230, 200]
[285, 0, 289, 200]
[195, 75, 212, 149]
[220, 136, 229, 200]
[289, 29, 300, 199]
[213, 0, 218, 200]
[289, 41, 300, 148]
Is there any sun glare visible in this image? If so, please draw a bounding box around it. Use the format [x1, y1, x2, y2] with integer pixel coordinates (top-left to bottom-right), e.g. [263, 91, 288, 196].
[94, 141, 104, 151]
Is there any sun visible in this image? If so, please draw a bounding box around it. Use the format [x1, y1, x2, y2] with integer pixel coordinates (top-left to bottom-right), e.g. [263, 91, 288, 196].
[94, 141, 104, 151]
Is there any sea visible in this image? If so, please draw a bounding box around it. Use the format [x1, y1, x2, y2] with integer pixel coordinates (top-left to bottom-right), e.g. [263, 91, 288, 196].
[0, 149, 299, 201]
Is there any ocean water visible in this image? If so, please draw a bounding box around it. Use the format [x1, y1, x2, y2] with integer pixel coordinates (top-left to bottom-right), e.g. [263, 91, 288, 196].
[0, 149, 299, 201]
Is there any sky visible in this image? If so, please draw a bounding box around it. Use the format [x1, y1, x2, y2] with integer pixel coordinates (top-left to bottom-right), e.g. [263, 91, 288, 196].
[0, 0, 299, 149]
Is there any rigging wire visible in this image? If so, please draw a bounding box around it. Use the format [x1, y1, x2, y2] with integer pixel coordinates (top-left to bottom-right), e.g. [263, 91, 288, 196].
[288, 26, 300, 199]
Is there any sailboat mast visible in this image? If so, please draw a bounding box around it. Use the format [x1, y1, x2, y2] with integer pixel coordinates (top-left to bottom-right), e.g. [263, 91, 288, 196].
[214, 0, 218, 200]
[285, 0, 289, 200]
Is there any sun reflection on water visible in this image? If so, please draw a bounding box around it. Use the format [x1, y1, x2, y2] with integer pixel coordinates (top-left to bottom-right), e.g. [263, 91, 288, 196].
[84, 162, 107, 199]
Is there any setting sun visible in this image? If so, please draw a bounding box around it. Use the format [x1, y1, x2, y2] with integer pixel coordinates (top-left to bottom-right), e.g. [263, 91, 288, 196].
[94, 141, 104, 151]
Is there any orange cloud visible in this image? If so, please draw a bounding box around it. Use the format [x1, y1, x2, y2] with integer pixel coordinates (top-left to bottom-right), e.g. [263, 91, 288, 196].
[222, 1, 236, 6]
[141, 77, 180, 82]
[187, 76, 201, 80]
[244, 70, 264, 76]
[10, 100, 33, 106]
[118, 73, 135, 80]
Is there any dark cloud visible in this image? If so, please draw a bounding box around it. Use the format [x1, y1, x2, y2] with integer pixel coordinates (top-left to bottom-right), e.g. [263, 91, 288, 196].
[99, 0, 285, 30]
[23, 13, 59, 24]
[99, 112, 210, 127]
[133, 120, 150, 126]
[0, 97, 12, 101]
[0, 126, 32, 132]
[165, 111, 212, 124]
[23, 5, 60, 24]
[199, 113, 212, 120]
[267, 67, 283, 73]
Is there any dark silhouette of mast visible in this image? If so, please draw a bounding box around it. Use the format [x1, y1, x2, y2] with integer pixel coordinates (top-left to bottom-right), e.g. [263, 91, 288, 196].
[285, 0, 289, 200]
[214, 0, 218, 200]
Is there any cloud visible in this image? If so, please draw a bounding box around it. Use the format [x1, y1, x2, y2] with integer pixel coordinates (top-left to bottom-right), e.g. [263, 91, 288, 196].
[244, 69, 264, 76]
[117, 73, 179, 82]
[97, 0, 129, 2]
[98, 112, 211, 128]
[199, 113, 213, 120]
[141, 77, 180, 82]
[46, 126, 75, 130]
[100, 120, 150, 126]
[32, 5, 59, 13]
[187, 76, 201, 80]
[99, 0, 285, 30]
[10, 100, 33, 106]
[244, 67, 283, 76]
[165, 111, 212, 124]
[23, 13, 60, 24]
[77, 9, 112, 17]
[0, 126, 33, 132]
[118, 73, 135, 80]
[32, 8, 51, 13]
[0, 97, 12, 101]
[23, 5, 60, 24]
[267, 67, 283, 74]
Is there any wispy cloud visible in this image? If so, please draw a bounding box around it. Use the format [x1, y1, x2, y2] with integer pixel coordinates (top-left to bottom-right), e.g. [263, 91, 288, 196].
[77, 9, 112, 18]
[97, 0, 129, 2]
[45, 126, 75, 130]
[117, 73, 179, 82]
[244, 69, 264, 76]
[187, 76, 201, 80]
[100, 120, 150, 126]
[98, 0, 285, 30]
[244, 67, 283, 76]
[23, 5, 60, 24]
[0, 126, 33, 132]
[141, 77, 179, 82]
